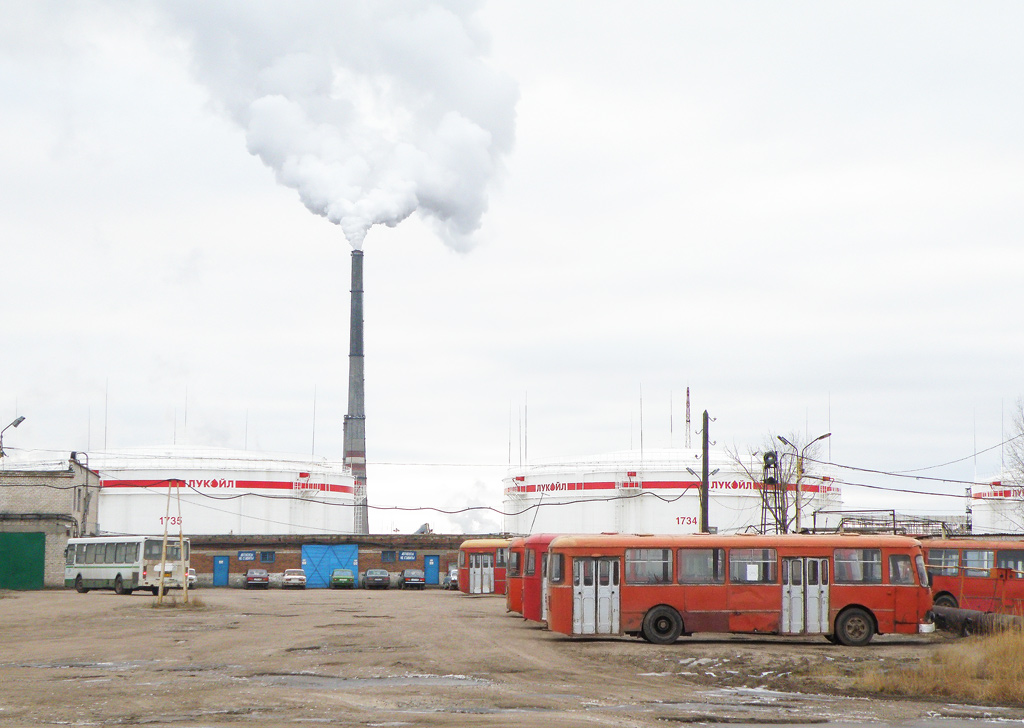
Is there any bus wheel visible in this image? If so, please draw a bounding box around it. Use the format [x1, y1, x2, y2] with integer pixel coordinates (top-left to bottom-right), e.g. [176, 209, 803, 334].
[933, 593, 958, 609]
[114, 576, 126, 595]
[75, 575, 89, 594]
[835, 608, 875, 646]
[642, 606, 683, 645]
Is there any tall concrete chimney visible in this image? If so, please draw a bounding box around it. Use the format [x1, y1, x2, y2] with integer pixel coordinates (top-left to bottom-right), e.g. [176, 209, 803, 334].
[343, 249, 369, 534]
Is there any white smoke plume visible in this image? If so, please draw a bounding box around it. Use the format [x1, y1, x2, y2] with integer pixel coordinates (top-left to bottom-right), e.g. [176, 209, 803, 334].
[166, 1, 517, 250]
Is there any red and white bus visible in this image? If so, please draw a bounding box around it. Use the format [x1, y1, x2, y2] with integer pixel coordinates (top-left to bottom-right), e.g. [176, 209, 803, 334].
[522, 533, 560, 624]
[922, 538, 1024, 614]
[545, 533, 934, 646]
[506, 537, 526, 613]
[458, 538, 510, 595]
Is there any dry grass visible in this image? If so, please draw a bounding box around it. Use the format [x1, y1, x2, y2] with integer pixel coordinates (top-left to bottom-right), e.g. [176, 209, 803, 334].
[149, 593, 206, 610]
[858, 631, 1024, 705]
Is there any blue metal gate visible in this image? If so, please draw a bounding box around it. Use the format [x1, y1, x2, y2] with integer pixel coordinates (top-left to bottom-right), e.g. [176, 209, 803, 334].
[213, 556, 229, 586]
[302, 544, 359, 588]
[424, 555, 440, 585]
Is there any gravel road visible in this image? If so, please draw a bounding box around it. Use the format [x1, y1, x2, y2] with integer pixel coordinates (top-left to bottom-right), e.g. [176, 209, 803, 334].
[1, 588, 1020, 727]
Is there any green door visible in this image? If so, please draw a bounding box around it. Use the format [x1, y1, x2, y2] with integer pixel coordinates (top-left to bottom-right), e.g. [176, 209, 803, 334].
[0, 532, 46, 590]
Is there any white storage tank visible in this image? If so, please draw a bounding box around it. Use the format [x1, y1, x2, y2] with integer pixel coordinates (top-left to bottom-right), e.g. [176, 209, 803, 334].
[503, 448, 842, 535]
[970, 479, 1024, 534]
[90, 448, 356, 536]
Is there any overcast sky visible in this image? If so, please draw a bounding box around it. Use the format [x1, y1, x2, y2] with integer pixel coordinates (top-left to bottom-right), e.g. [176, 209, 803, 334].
[3, 1, 1023, 534]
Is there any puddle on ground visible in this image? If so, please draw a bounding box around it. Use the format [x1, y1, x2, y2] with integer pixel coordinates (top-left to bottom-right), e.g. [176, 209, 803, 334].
[251, 672, 489, 689]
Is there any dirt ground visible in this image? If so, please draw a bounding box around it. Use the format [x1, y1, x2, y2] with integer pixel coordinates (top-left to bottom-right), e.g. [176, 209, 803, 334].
[1, 588, 1022, 727]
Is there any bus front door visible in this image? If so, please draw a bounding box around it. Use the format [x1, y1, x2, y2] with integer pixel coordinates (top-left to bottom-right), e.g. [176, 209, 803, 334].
[470, 553, 495, 594]
[782, 557, 829, 634]
[572, 557, 620, 635]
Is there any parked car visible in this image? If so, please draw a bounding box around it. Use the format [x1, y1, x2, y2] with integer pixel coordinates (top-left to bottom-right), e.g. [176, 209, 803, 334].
[244, 568, 270, 589]
[330, 568, 355, 589]
[282, 568, 307, 589]
[442, 565, 459, 590]
[363, 568, 390, 589]
[400, 568, 426, 590]
[187, 568, 197, 589]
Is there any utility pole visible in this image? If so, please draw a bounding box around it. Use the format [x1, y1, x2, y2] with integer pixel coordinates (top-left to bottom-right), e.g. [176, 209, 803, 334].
[700, 410, 710, 533]
[778, 432, 831, 533]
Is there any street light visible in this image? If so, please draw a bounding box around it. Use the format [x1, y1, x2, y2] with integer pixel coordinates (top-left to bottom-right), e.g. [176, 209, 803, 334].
[777, 432, 830, 533]
[0, 416, 26, 458]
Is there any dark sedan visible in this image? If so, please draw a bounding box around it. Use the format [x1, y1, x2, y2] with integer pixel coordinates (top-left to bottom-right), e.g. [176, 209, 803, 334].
[244, 568, 269, 589]
[363, 568, 391, 589]
[400, 569, 426, 590]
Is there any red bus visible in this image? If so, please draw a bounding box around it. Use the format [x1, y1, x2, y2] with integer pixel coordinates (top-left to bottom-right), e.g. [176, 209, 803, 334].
[522, 533, 560, 624]
[545, 533, 934, 646]
[506, 537, 526, 613]
[458, 538, 510, 595]
[922, 539, 1024, 614]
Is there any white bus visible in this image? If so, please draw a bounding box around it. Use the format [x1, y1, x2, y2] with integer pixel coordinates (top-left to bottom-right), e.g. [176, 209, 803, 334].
[64, 536, 190, 595]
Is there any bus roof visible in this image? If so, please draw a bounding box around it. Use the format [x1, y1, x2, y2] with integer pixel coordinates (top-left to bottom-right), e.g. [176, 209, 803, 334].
[523, 533, 561, 547]
[548, 532, 923, 550]
[920, 538, 1024, 550]
[458, 538, 511, 550]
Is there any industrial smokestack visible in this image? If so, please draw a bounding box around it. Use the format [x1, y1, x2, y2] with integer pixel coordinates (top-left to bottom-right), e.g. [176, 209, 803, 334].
[343, 249, 369, 534]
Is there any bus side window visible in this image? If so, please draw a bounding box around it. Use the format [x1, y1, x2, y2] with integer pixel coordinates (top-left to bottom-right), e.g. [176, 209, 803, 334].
[678, 548, 725, 584]
[926, 548, 959, 577]
[85, 543, 96, 564]
[963, 549, 994, 578]
[834, 548, 882, 584]
[104, 543, 116, 564]
[997, 549, 1024, 578]
[115, 543, 126, 564]
[728, 548, 778, 584]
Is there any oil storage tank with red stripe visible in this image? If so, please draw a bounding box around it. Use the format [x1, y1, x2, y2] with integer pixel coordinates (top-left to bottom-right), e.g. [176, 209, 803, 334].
[503, 448, 841, 536]
[90, 448, 356, 536]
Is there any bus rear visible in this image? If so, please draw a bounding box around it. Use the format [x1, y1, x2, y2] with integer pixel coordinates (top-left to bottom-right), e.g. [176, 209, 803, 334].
[457, 538, 511, 595]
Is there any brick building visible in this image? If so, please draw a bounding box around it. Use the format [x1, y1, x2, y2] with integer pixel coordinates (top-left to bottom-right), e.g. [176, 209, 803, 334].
[0, 452, 101, 588]
[189, 533, 472, 588]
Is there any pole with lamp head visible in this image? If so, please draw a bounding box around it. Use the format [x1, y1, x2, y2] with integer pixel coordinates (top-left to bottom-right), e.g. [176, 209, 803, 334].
[777, 432, 831, 533]
[0, 416, 26, 458]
